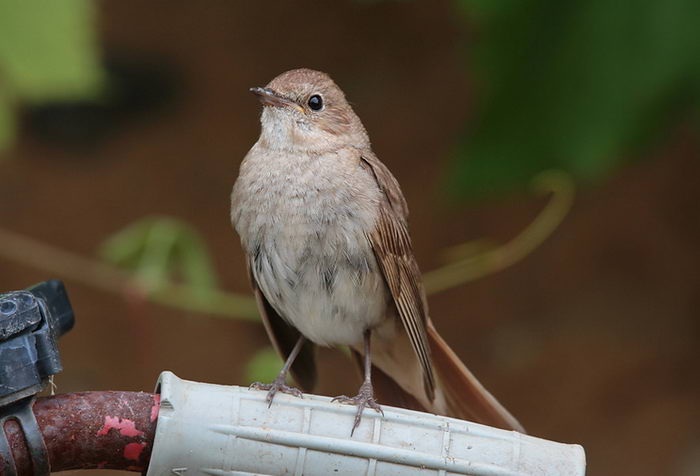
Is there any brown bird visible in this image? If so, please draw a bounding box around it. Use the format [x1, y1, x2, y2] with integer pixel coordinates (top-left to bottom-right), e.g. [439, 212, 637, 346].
[231, 68, 524, 434]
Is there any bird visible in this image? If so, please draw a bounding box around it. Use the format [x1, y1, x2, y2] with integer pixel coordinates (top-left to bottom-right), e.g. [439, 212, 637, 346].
[230, 68, 524, 435]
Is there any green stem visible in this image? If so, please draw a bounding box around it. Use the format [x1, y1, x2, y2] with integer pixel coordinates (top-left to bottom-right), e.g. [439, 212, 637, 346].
[423, 170, 574, 295]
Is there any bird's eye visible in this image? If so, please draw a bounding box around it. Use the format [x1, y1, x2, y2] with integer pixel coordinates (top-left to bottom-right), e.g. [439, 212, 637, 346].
[308, 94, 323, 111]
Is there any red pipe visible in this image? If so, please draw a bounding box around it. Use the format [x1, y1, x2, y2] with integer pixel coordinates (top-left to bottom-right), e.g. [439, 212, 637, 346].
[2, 392, 159, 475]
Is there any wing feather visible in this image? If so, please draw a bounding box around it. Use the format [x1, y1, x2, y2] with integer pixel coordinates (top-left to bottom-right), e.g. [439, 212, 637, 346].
[360, 153, 436, 401]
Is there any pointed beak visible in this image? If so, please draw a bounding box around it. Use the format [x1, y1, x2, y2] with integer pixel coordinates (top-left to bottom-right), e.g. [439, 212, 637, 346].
[250, 87, 298, 109]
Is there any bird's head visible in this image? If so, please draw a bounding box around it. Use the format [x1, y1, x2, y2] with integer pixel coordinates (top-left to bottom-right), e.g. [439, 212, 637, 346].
[251, 69, 369, 153]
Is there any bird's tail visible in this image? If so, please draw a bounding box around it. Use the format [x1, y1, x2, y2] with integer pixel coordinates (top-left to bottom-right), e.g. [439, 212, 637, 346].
[360, 321, 525, 433]
[426, 321, 525, 433]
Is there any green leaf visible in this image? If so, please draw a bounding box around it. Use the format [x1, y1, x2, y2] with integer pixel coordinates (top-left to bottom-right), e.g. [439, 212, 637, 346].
[452, 0, 700, 198]
[99, 217, 219, 295]
[172, 225, 219, 299]
[245, 347, 283, 385]
[100, 220, 154, 270]
[0, 0, 104, 102]
[0, 92, 14, 154]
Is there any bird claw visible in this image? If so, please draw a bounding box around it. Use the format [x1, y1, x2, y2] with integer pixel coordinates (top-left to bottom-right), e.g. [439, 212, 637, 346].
[250, 376, 303, 407]
[332, 382, 383, 435]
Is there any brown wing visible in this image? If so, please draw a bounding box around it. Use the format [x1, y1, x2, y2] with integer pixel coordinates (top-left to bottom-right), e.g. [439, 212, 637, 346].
[359, 153, 525, 432]
[360, 152, 436, 401]
[247, 260, 317, 391]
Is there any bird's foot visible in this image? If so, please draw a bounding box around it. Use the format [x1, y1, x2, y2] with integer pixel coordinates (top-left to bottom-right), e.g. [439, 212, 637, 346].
[250, 375, 303, 407]
[332, 381, 384, 435]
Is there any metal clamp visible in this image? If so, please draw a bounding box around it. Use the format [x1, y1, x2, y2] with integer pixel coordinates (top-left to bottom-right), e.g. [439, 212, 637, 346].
[0, 396, 49, 476]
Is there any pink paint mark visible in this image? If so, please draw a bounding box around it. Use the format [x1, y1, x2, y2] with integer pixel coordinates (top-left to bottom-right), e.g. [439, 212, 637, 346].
[96, 416, 145, 437]
[124, 442, 146, 461]
[97, 461, 108, 469]
[150, 394, 161, 422]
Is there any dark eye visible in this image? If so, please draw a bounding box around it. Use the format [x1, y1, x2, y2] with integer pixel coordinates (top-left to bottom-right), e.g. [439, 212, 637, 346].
[308, 94, 323, 111]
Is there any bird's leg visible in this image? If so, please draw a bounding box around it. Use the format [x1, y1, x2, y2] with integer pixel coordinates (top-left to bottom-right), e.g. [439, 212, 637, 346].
[250, 335, 305, 407]
[332, 329, 384, 435]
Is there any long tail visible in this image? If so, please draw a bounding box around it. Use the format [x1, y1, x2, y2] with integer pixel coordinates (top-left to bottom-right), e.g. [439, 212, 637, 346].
[426, 322, 525, 433]
[359, 321, 525, 433]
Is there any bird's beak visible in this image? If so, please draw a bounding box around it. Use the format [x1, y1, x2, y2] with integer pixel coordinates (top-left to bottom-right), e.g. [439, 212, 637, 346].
[250, 87, 301, 112]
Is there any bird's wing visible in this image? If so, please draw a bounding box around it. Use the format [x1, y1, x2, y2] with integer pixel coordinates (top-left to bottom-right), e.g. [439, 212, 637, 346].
[359, 152, 525, 433]
[360, 152, 436, 401]
[247, 260, 317, 391]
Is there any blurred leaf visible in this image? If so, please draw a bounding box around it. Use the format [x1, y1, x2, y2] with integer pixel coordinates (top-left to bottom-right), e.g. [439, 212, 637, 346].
[452, 0, 700, 197]
[245, 347, 283, 385]
[0, 0, 103, 153]
[0, 93, 14, 153]
[100, 217, 219, 297]
[172, 224, 219, 298]
[99, 221, 149, 268]
[0, 0, 103, 102]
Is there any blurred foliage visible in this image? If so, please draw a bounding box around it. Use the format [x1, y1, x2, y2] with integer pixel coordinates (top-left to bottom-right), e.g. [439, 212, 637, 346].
[245, 347, 284, 385]
[0, 0, 103, 151]
[100, 217, 218, 296]
[0, 92, 12, 149]
[98, 217, 260, 320]
[452, 0, 700, 197]
[424, 170, 573, 294]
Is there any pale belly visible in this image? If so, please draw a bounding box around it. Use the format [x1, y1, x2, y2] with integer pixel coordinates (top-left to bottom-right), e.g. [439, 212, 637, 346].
[232, 145, 390, 346]
[251, 229, 389, 347]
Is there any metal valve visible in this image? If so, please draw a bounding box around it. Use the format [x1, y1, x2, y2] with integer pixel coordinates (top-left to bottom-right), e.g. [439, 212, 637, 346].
[0, 280, 75, 476]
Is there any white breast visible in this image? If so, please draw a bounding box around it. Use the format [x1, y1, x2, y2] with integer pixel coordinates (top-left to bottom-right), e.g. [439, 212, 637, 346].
[231, 144, 389, 346]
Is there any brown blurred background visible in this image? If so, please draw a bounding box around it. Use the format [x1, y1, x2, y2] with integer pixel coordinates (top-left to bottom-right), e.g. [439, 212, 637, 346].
[1, 1, 699, 475]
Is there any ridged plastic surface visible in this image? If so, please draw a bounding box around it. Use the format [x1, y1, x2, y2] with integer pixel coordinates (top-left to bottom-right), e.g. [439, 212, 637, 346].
[146, 372, 585, 476]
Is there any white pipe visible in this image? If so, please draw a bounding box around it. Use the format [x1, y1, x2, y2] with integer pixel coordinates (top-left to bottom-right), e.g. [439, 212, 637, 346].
[146, 371, 585, 476]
